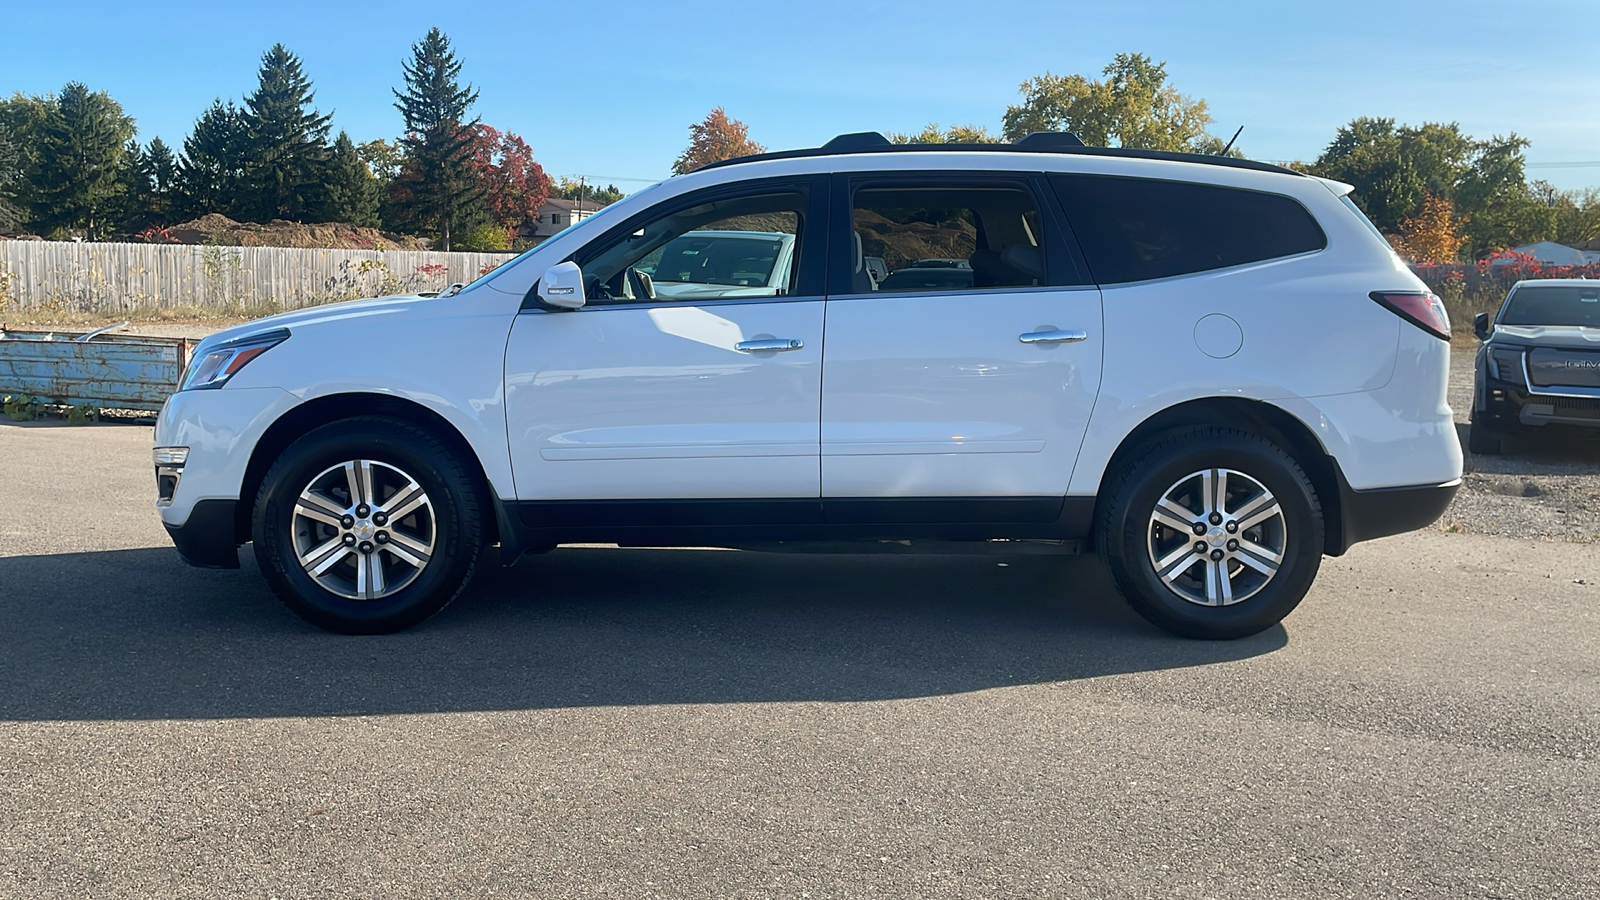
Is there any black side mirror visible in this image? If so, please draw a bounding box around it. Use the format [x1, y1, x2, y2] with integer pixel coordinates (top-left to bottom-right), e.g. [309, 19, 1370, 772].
[1473, 312, 1490, 340]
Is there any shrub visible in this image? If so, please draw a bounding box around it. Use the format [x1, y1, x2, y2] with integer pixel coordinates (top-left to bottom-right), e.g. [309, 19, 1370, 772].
[452, 223, 511, 252]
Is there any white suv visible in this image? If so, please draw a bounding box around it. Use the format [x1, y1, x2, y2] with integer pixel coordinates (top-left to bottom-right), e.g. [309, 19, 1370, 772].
[153, 132, 1463, 639]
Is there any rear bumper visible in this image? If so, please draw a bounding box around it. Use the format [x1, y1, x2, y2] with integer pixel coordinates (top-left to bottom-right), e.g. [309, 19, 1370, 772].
[163, 498, 241, 569]
[1331, 474, 1459, 555]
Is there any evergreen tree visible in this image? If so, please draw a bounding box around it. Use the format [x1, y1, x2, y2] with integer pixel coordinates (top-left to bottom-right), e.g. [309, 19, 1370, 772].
[240, 44, 332, 222]
[391, 27, 481, 250]
[145, 136, 179, 224]
[0, 122, 21, 230]
[117, 137, 180, 232]
[116, 137, 154, 232]
[0, 93, 58, 226]
[178, 100, 250, 220]
[35, 82, 137, 239]
[324, 131, 381, 227]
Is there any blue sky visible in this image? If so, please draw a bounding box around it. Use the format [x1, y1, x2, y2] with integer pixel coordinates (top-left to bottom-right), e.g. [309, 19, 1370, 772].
[3, 0, 1597, 193]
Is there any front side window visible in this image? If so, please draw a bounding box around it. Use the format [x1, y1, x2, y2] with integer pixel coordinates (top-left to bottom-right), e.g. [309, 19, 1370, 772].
[848, 185, 1046, 294]
[578, 190, 805, 303]
[1050, 174, 1327, 285]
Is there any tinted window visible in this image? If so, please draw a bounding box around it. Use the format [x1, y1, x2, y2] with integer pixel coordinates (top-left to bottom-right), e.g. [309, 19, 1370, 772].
[1050, 175, 1326, 284]
[848, 185, 1046, 294]
[1500, 284, 1600, 328]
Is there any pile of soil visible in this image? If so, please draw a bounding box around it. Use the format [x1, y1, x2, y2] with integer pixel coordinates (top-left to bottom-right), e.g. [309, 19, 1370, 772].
[854, 209, 977, 269]
[150, 214, 429, 251]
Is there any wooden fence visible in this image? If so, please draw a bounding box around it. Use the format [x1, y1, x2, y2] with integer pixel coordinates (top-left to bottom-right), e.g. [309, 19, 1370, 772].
[0, 240, 516, 315]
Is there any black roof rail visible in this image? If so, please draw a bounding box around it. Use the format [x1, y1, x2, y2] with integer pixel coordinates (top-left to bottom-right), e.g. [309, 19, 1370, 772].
[694, 131, 1301, 177]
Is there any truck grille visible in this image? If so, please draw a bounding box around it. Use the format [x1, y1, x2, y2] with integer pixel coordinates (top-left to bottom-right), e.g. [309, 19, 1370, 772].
[1528, 348, 1600, 389]
[1550, 396, 1600, 418]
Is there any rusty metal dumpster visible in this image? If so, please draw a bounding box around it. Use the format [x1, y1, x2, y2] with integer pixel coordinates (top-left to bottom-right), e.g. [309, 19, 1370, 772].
[0, 324, 195, 412]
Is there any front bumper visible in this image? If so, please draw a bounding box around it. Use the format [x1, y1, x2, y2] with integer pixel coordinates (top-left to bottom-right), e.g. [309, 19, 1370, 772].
[164, 498, 241, 569]
[1475, 379, 1600, 434]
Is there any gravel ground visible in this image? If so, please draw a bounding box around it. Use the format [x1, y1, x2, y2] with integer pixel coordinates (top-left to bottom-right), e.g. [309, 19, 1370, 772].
[1447, 342, 1600, 542]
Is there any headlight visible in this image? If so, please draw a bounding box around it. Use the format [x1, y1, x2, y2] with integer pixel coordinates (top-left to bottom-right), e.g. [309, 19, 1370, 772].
[181, 328, 290, 391]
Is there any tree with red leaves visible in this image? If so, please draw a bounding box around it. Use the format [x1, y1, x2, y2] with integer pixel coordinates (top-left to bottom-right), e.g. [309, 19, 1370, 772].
[468, 124, 551, 242]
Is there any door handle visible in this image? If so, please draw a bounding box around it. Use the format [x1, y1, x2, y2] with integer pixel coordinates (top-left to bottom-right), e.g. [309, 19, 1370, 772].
[1019, 329, 1088, 344]
[736, 338, 804, 352]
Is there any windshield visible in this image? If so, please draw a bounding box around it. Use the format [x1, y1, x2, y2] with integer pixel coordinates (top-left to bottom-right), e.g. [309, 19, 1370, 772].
[1500, 284, 1600, 328]
[637, 234, 784, 287]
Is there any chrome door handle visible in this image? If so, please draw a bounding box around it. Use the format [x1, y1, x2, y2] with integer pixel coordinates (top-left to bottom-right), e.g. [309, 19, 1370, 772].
[736, 338, 804, 352]
[1019, 329, 1088, 344]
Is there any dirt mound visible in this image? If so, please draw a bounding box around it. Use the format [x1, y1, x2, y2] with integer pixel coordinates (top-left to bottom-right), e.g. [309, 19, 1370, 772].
[854, 209, 977, 269]
[151, 214, 429, 251]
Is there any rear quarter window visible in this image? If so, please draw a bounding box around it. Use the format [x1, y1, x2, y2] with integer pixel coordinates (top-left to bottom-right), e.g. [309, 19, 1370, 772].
[1049, 174, 1327, 285]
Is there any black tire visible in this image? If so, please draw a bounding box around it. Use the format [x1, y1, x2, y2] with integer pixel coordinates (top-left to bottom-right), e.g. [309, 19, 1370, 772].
[1096, 426, 1323, 640]
[1468, 421, 1504, 456]
[252, 416, 484, 634]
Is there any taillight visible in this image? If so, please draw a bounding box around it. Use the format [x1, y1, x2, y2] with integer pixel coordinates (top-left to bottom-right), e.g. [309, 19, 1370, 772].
[1370, 291, 1450, 341]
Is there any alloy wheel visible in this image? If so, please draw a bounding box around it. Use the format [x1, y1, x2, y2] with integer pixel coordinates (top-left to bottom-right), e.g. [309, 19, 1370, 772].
[291, 459, 436, 601]
[1145, 467, 1287, 607]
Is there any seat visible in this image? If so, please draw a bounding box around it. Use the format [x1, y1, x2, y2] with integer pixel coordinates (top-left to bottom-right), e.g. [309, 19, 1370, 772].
[851, 231, 875, 293]
[969, 245, 1043, 288]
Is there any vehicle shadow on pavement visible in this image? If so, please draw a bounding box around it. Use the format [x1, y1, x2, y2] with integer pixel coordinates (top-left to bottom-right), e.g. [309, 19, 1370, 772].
[0, 545, 1285, 721]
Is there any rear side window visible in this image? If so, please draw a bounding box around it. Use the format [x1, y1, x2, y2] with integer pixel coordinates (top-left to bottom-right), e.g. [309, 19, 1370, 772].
[1049, 174, 1326, 285]
[849, 184, 1046, 294]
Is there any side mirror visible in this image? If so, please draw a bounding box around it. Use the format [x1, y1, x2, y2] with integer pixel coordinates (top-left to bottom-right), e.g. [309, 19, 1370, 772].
[1473, 312, 1490, 340]
[538, 261, 586, 309]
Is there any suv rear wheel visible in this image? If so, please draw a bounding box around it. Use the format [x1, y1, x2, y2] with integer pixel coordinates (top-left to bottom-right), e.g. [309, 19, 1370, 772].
[1097, 427, 1323, 639]
[252, 416, 484, 634]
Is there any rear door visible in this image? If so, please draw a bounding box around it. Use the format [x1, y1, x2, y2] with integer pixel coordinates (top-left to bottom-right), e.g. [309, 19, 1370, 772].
[818, 172, 1104, 521]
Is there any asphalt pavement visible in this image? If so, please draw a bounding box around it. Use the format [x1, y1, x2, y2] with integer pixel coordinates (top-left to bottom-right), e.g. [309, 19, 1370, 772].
[1, 421, 1596, 899]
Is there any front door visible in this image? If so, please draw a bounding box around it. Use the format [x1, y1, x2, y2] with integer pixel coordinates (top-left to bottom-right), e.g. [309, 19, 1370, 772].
[504, 178, 829, 517]
[820, 173, 1103, 518]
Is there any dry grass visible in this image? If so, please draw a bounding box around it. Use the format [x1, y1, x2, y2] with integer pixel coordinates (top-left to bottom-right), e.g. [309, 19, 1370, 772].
[1, 304, 261, 331]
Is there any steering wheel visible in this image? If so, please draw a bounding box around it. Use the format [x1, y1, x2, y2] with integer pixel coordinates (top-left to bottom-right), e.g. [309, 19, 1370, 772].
[626, 267, 656, 301]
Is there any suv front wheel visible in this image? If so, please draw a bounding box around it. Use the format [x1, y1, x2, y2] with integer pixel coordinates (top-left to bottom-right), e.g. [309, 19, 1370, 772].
[1097, 427, 1323, 639]
[252, 416, 485, 634]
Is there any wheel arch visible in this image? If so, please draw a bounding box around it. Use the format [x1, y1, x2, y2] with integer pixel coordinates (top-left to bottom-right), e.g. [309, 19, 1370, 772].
[1091, 397, 1347, 556]
[236, 393, 500, 547]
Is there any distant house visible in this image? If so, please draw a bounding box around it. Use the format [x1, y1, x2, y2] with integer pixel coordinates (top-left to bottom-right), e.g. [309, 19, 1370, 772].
[1495, 240, 1600, 267]
[519, 197, 606, 244]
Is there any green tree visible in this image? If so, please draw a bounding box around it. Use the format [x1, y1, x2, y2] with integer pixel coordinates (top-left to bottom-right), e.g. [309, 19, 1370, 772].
[143, 137, 179, 225]
[1455, 134, 1549, 252]
[1536, 183, 1600, 246]
[0, 93, 56, 224]
[672, 108, 764, 174]
[391, 27, 481, 250]
[888, 124, 1001, 144]
[324, 131, 381, 227]
[0, 122, 21, 230]
[358, 138, 403, 185]
[1309, 119, 1548, 254]
[35, 82, 137, 239]
[1001, 53, 1220, 152]
[178, 100, 250, 220]
[240, 44, 332, 222]
[116, 138, 154, 232]
[553, 176, 622, 206]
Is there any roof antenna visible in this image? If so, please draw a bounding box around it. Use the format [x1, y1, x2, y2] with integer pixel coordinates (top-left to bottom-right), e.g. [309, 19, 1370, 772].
[1219, 125, 1244, 156]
